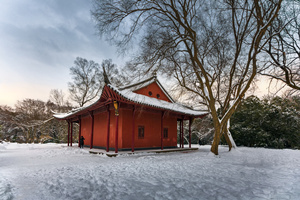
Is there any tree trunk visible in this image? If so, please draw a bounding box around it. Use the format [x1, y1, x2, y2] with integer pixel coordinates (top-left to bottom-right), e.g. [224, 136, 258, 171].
[223, 129, 232, 151]
[210, 126, 221, 155]
[222, 119, 236, 151]
[226, 119, 236, 150]
[211, 119, 237, 154]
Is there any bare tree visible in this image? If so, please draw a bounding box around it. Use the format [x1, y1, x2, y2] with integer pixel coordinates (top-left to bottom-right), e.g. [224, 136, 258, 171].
[261, 1, 300, 95]
[49, 89, 65, 107]
[92, 0, 282, 155]
[49, 89, 73, 113]
[15, 99, 48, 121]
[192, 116, 215, 145]
[101, 59, 129, 87]
[68, 57, 103, 107]
[69, 57, 128, 107]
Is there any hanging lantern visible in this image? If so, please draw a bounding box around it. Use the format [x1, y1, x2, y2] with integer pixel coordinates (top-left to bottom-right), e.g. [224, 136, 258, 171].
[113, 100, 119, 116]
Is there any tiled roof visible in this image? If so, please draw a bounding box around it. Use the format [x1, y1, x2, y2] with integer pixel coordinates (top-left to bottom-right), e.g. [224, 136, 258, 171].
[108, 84, 207, 116]
[119, 76, 175, 103]
[53, 77, 208, 119]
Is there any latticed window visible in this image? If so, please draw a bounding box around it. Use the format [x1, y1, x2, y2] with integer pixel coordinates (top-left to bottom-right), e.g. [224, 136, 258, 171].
[163, 128, 168, 138]
[138, 126, 144, 139]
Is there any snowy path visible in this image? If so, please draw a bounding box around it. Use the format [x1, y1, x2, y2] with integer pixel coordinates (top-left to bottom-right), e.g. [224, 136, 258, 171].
[1, 143, 300, 200]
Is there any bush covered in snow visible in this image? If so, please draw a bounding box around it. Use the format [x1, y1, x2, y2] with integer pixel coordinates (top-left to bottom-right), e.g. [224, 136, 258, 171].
[230, 95, 300, 149]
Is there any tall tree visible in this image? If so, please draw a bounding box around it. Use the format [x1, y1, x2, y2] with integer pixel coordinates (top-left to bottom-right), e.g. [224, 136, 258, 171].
[92, 0, 282, 154]
[261, 1, 300, 95]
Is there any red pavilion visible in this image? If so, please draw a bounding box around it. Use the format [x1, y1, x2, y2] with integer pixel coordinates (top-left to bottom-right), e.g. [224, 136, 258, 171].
[54, 76, 207, 153]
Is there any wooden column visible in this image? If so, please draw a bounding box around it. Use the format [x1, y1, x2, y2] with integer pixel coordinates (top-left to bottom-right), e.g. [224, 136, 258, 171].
[114, 101, 119, 153]
[115, 114, 119, 153]
[189, 117, 192, 148]
[181, 118, 184, 148]
[161, 111, 165, 150]
[70, 121, 73, 146]
[78, 116, 81, 147]
[106, 105, 110, 152]
[179, 120, 182, 148]
[89, 111, 94, 149]
[131, 106, 136, 152]
[67, 120, 70, 146]
[180, 119, 182, 148]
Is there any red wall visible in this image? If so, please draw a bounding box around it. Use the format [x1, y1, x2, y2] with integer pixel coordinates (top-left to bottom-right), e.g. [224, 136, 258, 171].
[121, 108, 177, 149]
[134, 82, 172, 102]
[109, 110, 123, 149]
[162, 113, 178, 147]
[80, 116, 92, 146]
[93, 112, 108, 147]
[120, 109, 132, 148]
[79, 106, 177, 150]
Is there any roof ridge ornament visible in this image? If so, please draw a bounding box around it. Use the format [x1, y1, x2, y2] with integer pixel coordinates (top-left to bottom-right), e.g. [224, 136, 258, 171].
[152, 71, 157, 80]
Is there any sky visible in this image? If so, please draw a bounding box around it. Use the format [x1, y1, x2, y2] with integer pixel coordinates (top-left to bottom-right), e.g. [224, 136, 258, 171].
[0, 0, 280, 108]
[0, 0, 126, 107]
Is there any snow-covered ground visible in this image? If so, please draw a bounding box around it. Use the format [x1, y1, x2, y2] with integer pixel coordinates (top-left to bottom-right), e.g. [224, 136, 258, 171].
[1, 143, 300, 200]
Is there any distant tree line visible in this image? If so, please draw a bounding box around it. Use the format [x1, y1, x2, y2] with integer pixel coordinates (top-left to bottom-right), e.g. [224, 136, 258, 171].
[183, 95, 300, 149]
[0, 99, 75, 143]
[0, 57, 127, 144]
[230, 95, 300, 149]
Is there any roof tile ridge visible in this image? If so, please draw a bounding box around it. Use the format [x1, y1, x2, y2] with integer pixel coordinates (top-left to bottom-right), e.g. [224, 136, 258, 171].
[119, 76, 155, 91]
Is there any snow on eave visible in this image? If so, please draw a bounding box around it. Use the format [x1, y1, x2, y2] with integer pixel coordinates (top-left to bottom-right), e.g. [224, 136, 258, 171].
[108, 84, 208, 117]
[53, 83, 112, 120]
[53, 106, 85, 119]
[52, 97, 104, 120]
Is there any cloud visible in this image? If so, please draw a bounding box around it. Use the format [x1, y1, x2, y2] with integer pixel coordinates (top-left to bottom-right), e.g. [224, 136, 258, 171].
[0, 0, 126, 107]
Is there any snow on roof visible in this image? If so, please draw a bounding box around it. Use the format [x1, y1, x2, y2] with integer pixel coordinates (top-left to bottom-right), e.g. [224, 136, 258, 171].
[119, 76, 156, 91]
[53, 77, 208, 120]
[53, 107, 86, 119]
[119, 76, 175, 103]
[108, 84, 207, 116]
